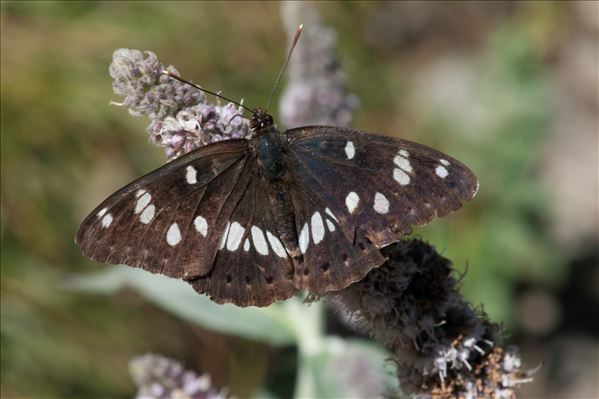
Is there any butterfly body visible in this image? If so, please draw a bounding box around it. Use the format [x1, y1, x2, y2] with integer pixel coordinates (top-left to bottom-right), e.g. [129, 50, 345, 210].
[76, 109, 478, 307]
[250, 111, 300, 264]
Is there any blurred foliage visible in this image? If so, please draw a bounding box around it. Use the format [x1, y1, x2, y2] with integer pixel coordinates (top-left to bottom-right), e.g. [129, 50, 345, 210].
[1, 2, 594, 399]
[67, 268, 397, 398]
[417, 23, 566, 320]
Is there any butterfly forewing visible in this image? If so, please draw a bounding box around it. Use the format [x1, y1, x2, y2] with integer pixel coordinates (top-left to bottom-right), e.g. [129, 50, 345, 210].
[75, 139, 250, 279]
[286, 126, 478, 249]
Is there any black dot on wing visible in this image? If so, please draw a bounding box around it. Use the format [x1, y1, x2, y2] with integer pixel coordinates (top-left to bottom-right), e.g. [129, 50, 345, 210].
[226, 274, 232, 283]
[303, 268, 310, 275]
[341, 253, 348, 261]
[245, 275, 251, 285]
[321, 262, 330, 272]
[266, 276, 274, 284]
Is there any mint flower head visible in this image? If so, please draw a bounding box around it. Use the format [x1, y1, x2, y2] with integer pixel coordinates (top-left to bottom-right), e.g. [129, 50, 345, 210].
[279, 2, 359, 128]
[109, 49, 251, 160]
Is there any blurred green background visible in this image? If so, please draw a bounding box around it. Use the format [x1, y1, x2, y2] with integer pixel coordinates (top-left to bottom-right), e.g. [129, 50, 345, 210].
[2, 1, 597, 398]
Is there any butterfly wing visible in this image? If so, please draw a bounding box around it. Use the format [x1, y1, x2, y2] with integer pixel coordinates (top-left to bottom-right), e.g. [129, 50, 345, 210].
[284, 126, 478, 292]
[76, 138, 297, 307]
[189, 173, 297, 306]
[76, 124, 478, 305]
[287, 182, 386, 294]
[76, 139, 252, 280]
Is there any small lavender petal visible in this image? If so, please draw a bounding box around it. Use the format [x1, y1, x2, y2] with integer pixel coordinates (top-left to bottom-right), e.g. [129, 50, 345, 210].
[146, 102, 251, 159]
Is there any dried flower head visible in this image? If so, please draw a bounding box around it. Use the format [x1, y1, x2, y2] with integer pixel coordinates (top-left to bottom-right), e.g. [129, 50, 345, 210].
[109, 48, 251, 160]
[129, 353, 231, 399]
[334, 239, 533, 398]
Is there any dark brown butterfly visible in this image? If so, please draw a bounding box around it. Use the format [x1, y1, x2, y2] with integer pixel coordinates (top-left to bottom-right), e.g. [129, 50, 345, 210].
[75, 106, 478, 307]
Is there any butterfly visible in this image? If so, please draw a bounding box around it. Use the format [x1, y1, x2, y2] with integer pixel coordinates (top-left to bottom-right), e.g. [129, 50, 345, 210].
[75, 104, 478, 307]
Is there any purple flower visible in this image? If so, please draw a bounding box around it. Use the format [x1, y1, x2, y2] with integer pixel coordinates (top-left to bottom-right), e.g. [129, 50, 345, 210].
[279, 2, 359, 128]
[109, 48, 251, 160]
[129, 354, 231, 399]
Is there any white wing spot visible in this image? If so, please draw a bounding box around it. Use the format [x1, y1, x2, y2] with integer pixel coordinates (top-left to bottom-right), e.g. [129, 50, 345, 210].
[226, 222, 245, 251]
[325, 207, 339, 223]
[97, 207, 108, 218]
[243, 238, 250, 252]
[135, 192, 152, 214]
[393, 154, 413, 173]
[393, 168, 411, 185]
[299, 223, 310, 254]
[344, 141, 355, 159]
[219, 222, 230, 249]
[399, 149, 409, 157]
[345, 192, 360, 214]
[326, 219, 336, 232]
[186, 165, 198, 184]
[439, 159, 450, 166]
[194, 216, 208, 237]
[435, 165, 449, 178]
[311, 212, 325, 244]
[373, 192, 390, 214]
[140, 204, 155, 224]
[266, 231, 287, 258]
[101, 213, 113, 228]
[474, 181, 480, 197]
[251, 226, 269, 256]
[135, 189, 146, 198]
[166, 223, 182, 246]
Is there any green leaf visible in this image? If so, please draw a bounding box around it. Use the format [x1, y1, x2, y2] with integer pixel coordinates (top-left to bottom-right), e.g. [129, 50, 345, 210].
[295, 337, 398, 398]
[66, 266, 298, 345]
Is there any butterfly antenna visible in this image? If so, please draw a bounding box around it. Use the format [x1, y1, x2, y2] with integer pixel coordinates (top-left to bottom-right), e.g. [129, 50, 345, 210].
[265, 24, 303, 111]
[161, 70, 254, 114]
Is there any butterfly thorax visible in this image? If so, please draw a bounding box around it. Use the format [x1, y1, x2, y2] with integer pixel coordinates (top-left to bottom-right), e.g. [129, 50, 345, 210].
[251, 109, 285, 180]
[256, 130, 285, 180]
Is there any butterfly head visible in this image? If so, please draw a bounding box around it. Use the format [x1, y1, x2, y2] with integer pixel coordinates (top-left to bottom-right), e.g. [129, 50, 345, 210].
[250, 108, 275, 134]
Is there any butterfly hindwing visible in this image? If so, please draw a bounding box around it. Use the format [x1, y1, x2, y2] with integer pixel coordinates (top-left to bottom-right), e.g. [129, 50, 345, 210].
[189, 163, 297, 306]
[286, 126, 478, 249]
[288, 182, 385, 294]
[75, 139, 250, 279]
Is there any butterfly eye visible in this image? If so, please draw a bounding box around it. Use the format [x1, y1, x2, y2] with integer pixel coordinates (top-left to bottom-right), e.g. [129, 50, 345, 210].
[250, 117, 261, 131]
[263, 115, 273, 126]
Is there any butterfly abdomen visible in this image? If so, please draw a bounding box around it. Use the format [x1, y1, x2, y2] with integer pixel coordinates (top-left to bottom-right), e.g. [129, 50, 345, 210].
[266, 179, 301, 263]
